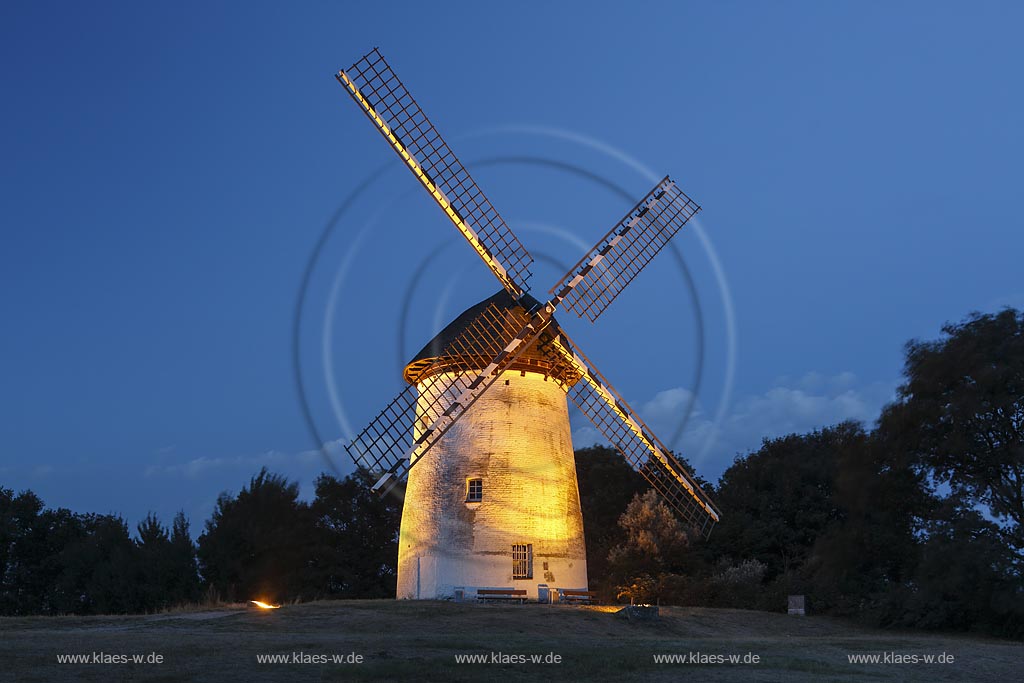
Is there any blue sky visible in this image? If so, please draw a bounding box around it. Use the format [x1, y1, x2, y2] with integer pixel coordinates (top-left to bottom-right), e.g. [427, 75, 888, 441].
[2, 1, 1022, 534]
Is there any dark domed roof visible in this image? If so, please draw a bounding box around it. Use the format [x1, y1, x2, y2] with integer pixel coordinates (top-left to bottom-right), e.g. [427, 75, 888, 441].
[402, 290, 576, 385]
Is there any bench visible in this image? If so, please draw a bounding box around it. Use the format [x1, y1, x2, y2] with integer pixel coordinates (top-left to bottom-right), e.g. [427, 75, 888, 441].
[477, 589, 527, 604]
[559, 589, 596, 605]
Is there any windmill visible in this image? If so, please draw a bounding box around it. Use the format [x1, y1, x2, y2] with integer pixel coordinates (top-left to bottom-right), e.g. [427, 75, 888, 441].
[336, 48, 721, 600]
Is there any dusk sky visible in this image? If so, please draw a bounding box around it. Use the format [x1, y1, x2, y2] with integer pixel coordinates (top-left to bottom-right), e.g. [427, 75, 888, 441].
[2, 1, 1022, 535]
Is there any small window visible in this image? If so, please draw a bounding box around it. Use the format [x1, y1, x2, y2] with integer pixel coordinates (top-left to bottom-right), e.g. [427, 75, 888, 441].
[466, 478, 483, 502]
[512, 543, 533, 580]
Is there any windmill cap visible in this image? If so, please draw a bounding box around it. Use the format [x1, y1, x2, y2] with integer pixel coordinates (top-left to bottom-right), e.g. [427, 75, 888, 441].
[403, 290, 577, 386]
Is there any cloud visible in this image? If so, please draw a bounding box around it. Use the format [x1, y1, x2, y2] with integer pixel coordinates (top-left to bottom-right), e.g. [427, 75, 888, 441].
[143, 440, 350, 482]
[572, 372, 898, 480]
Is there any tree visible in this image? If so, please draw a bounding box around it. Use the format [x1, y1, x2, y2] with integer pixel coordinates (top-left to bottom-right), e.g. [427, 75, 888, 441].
[310, 470, 403, 598]
[136, 513, 172, 611]
[0, 488, 48, 614]
[33, 507, 88, 614]
[573, 446, 646, 591]
[606, 489, 693, 604]
[129, 511, 201, 611]
[54, 514, 139, 614]
[709, 424, 859, 578]
[804, 430, 931, 618]
[608, 489, 690, 575]
[197, 469, 317, 603]
[900, 502, 1024, 636]
[167, 512, 202, 605]
[882, 308, 1024, 549]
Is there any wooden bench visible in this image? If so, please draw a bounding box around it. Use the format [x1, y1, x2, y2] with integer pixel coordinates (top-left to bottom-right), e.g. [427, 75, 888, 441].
[559, 589, 596, 605]
[477, 589, 527, 604]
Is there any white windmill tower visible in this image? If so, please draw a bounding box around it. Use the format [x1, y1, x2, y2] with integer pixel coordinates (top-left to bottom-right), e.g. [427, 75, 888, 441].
[337, 48, 721, 601]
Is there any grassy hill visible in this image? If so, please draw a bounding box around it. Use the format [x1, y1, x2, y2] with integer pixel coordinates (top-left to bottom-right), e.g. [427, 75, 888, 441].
[3, 600, 1020, 682]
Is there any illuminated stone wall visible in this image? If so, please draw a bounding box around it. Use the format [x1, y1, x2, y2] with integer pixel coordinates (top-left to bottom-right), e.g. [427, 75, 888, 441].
[396, 370, 588, 600]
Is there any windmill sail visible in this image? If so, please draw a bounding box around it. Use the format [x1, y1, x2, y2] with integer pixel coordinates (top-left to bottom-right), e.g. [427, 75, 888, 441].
[347, 175, 706, 498]
[343, 382, 418, 493]
[337, 48, 533, 298]
[539, 329, 720, 537]
[549, 176, 700, 322]
[346, 299, 554, 495]
[336, 47, 720, 534]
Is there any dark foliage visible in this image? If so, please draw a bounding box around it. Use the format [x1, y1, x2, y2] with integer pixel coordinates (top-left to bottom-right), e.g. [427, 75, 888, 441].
[197, 468, 318, 603]
[596, 309, 1024, 638]
[194, 468, 404, 603]
[882, 308, 1024, 551]
[574, 446, 646, 597]
[0, 486, 201, 615]
[136, 512, 202, 611]
[310, 470, 403, 598]
[899, 504, 1024, 636]
[708, 424, 854, 578]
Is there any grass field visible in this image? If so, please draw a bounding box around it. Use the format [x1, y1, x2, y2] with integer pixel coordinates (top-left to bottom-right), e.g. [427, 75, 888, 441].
[1, 600, 1020, 682]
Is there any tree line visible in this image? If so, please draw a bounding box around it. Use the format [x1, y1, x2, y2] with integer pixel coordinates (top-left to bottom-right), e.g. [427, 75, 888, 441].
[0, 497, 201, 615]
[1, 308, 1021, 637]
[0, 469, 401, 615]
[587, 308, 1024, 638]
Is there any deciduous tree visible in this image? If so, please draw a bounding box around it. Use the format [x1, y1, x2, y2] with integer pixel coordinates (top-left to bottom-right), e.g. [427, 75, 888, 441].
[882, 308, 1024, 550]
[197, 468, 317, 603]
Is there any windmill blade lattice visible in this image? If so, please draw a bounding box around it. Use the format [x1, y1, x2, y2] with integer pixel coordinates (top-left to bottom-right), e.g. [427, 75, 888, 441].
[337, 48, 533, 298]
[539, 329, 720, 537]
[345, 300, 554, 494]
[344, 175, 706, 498]
[550, 176, 700, 322]
[335, 47, 720, 536]
[343, 382, 418, 492]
